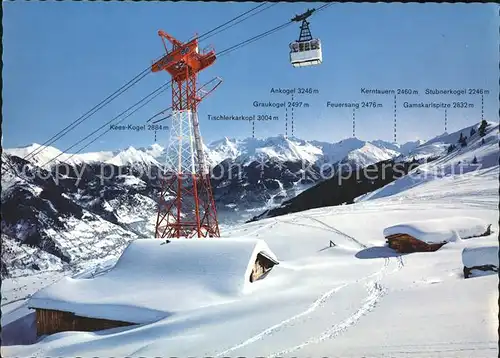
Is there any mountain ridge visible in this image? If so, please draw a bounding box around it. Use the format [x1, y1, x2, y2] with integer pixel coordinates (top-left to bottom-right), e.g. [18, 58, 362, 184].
[5, 135, 423, 171]
[247, 120, 499, 222]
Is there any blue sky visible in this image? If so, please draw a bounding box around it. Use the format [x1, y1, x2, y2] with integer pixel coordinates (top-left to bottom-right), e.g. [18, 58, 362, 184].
[3, 2, 499, 152]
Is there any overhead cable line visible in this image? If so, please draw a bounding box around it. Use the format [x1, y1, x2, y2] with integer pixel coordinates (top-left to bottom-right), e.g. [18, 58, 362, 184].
[4, 3, 282, 264]
[20, 3, 273, 164]
[203, 3, 333, 59]
[197, 2, 278, 43]
[44, 19, 296, 156]
[147, 22, 294, 126]
[62, 86, 171, 165]
[21, 3, 336, 170]
[218, 21, 294, 57]
[196, 2, 271, 42]
[2, 2, 336, 262]
[21, 67, 152, 163]
[37, 82, 172, 168]
[148, 4, 334, 125]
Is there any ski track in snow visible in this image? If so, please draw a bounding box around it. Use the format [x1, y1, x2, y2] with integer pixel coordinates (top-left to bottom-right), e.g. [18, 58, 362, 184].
[214, 215, 405, 358]
[228, 219, 277, 237]
[302, 215, 368, 249]
[212, 283, 350, 357]
[267, 282, 387, 357]
[266, 258, 394, 357]
[246, 213, 405, 358]
[212, 218, 375, 357]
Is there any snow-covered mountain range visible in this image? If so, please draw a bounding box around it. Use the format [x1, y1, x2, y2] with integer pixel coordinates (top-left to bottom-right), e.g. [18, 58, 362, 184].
[6, 135, 423, 170]
[2, 125, 491, 278]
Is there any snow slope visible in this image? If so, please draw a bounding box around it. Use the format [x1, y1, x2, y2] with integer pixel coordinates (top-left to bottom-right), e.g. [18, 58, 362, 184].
[396, 121, 498, 162]
[3, 140, 498, 357]
[357, 121, 499, 202]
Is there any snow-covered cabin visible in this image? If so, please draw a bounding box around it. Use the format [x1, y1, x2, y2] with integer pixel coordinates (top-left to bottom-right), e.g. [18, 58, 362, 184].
[28, 238, 279, 336]
[384, 217, 491, 253]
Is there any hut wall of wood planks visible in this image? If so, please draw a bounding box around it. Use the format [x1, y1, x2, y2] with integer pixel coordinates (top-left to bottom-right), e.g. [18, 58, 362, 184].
[463, 264, 498, 279]
[386, 234, 446, 253]
[33, 308, 135, 336]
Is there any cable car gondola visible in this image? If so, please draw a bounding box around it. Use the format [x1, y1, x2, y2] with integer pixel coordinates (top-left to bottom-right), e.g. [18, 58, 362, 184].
[289, 9, 322, 68]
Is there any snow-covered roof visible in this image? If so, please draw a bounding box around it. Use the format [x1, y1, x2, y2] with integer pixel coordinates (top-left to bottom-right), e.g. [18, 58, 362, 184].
[462, 245, 499, 268]
[383, 217, 490, 244]
[27, 238, 279, 324]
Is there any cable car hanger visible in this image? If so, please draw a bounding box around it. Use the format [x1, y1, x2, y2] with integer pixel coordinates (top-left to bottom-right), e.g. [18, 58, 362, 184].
[291, 8, 315, 25]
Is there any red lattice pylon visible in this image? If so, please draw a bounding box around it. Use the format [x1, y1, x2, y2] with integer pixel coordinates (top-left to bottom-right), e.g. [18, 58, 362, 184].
[152, 30, 220, 238]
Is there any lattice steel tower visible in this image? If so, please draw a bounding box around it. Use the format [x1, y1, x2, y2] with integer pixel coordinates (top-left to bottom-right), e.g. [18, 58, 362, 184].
[152, 30, 221, 238]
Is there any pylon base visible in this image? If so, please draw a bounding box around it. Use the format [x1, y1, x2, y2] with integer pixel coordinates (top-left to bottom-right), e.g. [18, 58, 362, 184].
[155, 172, 220, 239]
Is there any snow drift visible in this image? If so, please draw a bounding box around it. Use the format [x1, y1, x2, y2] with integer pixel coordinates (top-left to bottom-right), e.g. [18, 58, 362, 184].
[383, 217, 491, 244]
[27, 238, 279, 324]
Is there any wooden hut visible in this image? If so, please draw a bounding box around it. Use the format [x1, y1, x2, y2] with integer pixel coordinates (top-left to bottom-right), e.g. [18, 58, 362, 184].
[32, 308, 134, 336]
[384, 217, 492, 254]
[385, 233, 446, 253]
[27, 238, 280, 337]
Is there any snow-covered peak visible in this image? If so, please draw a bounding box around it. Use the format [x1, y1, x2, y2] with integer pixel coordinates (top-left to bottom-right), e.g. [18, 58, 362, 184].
[4, 143, 164, 169]
[137, 143, 165, 158]
[400, 139, 426, 154]
[248, 136, 322, 164]
[371, 139, 425, 156]
[105, 146, 160, 168]
[343, 142, 400, 167]
[217, 135, 322, 163]
[310, 137, 398, 165]
[4, 143, 122, 168]
[4, 143, 69, 167]
[206, 135, 324, 165]
[208, 136, 235, 147]
[206, 137, 241, 164]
